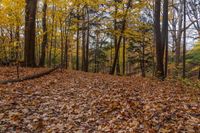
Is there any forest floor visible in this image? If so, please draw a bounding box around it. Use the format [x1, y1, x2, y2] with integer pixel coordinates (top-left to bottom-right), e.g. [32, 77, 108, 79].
[0, 67, 199, 132]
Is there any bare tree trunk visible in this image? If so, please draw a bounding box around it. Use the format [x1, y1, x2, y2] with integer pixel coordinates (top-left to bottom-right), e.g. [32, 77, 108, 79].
[113, 2, 120, 75]
[165, 33, 168, 77]
[16, 25, 20, 59]
[82, 8, 86, 71]
[110, 40, 113, 72]
[94, 31, 100, 73]
[39, 0, 47, 67]
[64, 28, 69, 69]
[122, 37, 126, 75]
[24, 0, 37, 67]
[175, 1, 183, 71]
[141, 38, 145, 77]
[60, 21, 64, 69]
[76, 13, 80, 70]
[48, 4, 55, 67]
[85, 8, 90, 72]
[183, 0, 186, 78]
[48, 33, 53, 67]
[154, 0, 165, 79]
[9, 26, 13, 60]
[53, 22, 57, 68]
[65, 37, 69, 69]
[162, 0, 168, 77]
[36, 18, 40, 64]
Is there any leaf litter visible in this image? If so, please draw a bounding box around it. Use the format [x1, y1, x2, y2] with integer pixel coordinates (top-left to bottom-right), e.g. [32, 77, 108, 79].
[0, 68, 199, 132]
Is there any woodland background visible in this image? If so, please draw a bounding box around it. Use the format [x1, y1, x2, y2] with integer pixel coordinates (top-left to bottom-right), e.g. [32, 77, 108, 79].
[0, 0, 200, 132]
[0, 0, 199, 79]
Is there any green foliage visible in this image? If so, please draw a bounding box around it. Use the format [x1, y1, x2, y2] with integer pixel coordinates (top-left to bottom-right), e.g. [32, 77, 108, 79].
[89, 45, 108, 72]
[187, 42, 200, 65]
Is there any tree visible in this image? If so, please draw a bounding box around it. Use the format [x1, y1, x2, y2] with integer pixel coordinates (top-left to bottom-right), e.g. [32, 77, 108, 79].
[187, 0, 200, 38]
[85, 6, 90, 72]
[24, 0, 37, 67]
[76, 7, 80, 70]
[1, 0, 199, 79]
[168, 0, 184, 76]
[39, 0, 48, 67]
[183, 0, 186, 78]
[110, 0, 132, 75]
[153, 0, 169, 80]
[154, 0, 164, 79]
[162, 0, 169, 77]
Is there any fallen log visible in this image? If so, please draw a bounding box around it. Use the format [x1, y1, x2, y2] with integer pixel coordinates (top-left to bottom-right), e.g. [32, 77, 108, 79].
[0, 66, 60, 84]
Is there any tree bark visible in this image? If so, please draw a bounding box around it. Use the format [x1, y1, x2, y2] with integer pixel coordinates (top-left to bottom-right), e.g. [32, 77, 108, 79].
[65, 31, 69, 69]
[24, 0, 37, 67]
[154, 0, 165, 79]
[122, 37, 126, 75]
[82, 8, 86, 71]
[162, 0, 168, 77]
[53, 22, 57, 67]
[76, 14, 80, 70]
[60, 21, 64, 69]
[85, 6, 90, 72]
[183, 0, 186, 78]
[16, 25, 20, 59]
[175, 1, 183, 69]
[48, 3, 55, 67]
[141, 34, 145, 77]
[39, 0, 48, 67]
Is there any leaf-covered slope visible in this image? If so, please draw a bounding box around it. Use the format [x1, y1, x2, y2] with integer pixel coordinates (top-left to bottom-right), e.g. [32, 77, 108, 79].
[0, 70, 199, 132]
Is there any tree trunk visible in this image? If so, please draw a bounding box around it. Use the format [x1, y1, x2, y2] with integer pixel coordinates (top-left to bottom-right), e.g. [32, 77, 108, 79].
[162, 0, 168, 78]
[94, 31, 99, 73]
[24, 0, 37, 67]
[53, 22, 57, 67]
[110, 0, 131, 75]
[16, 25, 20, 59]
[122, 37, 126, 75]
[110, 40, 113, 72]
[76, 14, 80, 70]
[141, 35, 145, 77]
[82, 8, 86, 71]
[183, 0, 186, 78]
[175, 2, 183, 70]
[60, 21, 64, 69]
[65, 32, 69, 69]
[165, 33, 168, 77]
[48, 3, 55, 67]
[154, 0, 165, 79]
[9, 27, 13, 60]
[113, 2, 120, 75]
[85, 7, 90, 72]
[39, 0, 47, 67]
